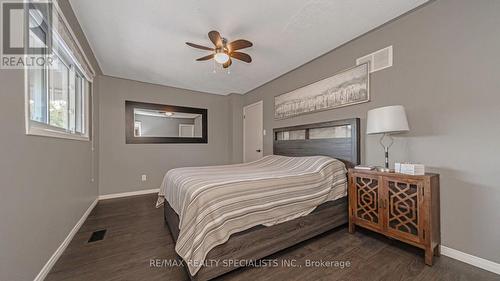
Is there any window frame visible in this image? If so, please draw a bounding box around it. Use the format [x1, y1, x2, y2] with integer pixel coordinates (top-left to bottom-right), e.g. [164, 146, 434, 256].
[24, 17, 91, 141]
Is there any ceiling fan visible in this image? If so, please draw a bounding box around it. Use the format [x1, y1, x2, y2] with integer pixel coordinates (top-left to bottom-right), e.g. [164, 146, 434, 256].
[186, 30, 253, 68]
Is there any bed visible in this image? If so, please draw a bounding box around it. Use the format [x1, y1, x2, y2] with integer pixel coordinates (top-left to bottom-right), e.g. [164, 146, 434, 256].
[160, 118, 360, 281]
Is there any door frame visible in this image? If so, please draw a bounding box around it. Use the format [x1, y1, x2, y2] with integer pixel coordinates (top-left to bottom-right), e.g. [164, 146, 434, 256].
[243, 100, 263, 162]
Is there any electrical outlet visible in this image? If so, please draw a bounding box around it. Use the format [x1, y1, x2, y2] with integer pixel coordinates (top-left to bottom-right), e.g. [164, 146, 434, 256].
[141, 174, 147, 182]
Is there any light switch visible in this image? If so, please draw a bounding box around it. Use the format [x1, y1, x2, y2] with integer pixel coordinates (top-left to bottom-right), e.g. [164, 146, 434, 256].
[141, 174, 147, 181]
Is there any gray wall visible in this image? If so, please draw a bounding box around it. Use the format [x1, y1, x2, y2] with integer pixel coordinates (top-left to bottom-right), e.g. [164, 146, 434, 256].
[98, 75, 232, 195]
[135, 115, 194, 137]
[228, 93, 244, 163]
[0, 1, 102, 280]
[242, 0, 500, 263]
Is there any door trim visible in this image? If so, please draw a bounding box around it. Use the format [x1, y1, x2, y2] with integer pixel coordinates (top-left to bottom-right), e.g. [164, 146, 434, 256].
[243, 100, 263, 162]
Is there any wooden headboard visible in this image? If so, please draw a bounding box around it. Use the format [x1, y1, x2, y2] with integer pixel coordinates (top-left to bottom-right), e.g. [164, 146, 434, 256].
[273, 118, 360, 168]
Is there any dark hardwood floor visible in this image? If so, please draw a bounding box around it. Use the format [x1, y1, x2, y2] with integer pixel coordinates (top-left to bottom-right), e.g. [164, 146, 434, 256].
[46, 194, 498, 281]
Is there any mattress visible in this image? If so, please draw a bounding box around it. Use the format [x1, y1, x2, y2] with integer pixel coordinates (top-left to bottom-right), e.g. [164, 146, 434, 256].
[156, 155, 347, 275]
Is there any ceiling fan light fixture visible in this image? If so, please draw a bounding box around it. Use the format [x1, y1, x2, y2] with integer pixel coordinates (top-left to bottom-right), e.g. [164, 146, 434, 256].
[186, 31, 252, 68]
[214, 51, 229, 64]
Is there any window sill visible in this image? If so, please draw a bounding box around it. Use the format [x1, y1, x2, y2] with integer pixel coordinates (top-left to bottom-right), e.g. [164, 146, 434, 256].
[27, 124, 89, 142]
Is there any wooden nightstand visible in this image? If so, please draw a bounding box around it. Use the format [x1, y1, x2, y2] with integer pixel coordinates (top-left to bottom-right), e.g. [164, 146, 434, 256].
[348, 169, 440, 265]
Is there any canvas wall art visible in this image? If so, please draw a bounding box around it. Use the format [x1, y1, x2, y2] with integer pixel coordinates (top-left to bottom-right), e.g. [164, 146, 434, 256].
[274, 63, 370, 119]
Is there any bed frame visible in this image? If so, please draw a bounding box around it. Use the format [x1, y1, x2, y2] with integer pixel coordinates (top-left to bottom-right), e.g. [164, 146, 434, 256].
[164, 118, 360, 281]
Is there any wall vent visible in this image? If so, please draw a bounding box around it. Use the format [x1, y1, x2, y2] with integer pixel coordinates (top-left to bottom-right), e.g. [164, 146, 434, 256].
[356, 46, 393, 73]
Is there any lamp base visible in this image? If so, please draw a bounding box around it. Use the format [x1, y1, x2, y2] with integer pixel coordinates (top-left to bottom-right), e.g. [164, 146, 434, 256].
[376, 167, 393, 173]
[379, 134, 394, 169]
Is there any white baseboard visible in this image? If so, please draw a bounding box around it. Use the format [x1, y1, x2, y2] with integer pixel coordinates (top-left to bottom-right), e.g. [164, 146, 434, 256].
[98, 188, 159, 200]
[441, 245, 500, 275]
[34, 198, 98, 281]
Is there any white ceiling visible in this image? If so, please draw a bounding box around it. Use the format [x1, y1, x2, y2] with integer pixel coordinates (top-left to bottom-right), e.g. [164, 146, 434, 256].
[70, 0, 427, 95]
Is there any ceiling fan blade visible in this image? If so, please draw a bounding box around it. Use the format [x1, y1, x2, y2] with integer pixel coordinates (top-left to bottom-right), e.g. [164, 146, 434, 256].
[196, 54, 214, 61]
[186, 42, 214, 51]
[228, 39, 253, 51]
[208, 30, 222, 47]
[230, 52, 252, 63]
[223, 58, 232, 68]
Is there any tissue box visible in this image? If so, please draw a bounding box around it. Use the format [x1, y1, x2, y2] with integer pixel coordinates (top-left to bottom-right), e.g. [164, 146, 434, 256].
[397, 163, 425, 175]
[395, 163, 402, 173]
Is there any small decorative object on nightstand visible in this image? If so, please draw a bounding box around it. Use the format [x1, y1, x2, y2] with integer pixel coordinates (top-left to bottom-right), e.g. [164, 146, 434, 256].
[348, 168, 440, 265]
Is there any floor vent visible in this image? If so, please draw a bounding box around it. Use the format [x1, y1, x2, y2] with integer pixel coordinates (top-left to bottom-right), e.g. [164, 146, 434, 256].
[88, 229, 107, 243]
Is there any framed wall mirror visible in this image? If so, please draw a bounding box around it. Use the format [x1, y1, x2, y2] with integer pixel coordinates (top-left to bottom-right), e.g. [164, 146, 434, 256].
[125, 101, 207, 144]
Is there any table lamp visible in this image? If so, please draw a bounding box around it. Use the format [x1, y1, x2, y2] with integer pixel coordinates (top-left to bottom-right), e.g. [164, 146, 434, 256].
[366, 105, 409, 170]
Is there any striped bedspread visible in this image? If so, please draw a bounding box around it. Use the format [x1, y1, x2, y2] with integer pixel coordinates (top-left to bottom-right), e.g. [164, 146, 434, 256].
[156, 155, 347, 275]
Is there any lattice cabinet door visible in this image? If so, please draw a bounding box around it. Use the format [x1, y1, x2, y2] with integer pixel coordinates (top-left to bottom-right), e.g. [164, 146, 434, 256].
[383, 177, 424, 243]
[348, 169, 440, 266]
[349, 173, 383, 231]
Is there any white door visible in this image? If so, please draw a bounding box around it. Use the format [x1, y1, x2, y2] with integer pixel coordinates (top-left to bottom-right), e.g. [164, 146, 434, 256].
[243, 101, 263, 162]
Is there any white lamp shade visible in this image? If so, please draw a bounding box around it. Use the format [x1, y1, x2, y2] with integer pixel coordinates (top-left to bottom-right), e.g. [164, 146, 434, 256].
[366, 105, 410, 135]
